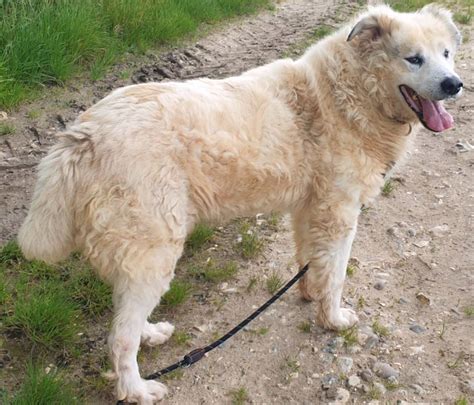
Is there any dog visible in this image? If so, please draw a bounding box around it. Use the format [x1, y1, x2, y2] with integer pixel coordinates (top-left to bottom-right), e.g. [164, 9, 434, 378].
[18, 4, 462, 403]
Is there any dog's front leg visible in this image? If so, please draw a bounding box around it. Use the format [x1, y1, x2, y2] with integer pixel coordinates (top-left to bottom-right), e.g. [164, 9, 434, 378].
[293, 205, 359, 330]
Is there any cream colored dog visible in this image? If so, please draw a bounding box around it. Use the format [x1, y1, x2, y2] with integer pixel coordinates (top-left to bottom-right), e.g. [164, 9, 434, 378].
[18, 4, 462, 403]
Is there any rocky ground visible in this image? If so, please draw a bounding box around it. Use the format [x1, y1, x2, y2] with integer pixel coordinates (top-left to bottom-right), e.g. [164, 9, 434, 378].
[0, 0, 473, 404]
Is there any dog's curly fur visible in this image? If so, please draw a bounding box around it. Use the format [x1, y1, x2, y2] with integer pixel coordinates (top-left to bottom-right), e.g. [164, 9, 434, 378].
[18, 5, 461, 403]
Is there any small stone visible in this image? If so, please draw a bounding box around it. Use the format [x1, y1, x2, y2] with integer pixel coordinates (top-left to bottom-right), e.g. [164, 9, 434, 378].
[416, 292, 431, 305]
[373, 362, 399, 379]
[460, 379, 474, 394]
[407, 228, 417, 237]
[346, 345, 361, 355]
[399, 297, 409, 304]
[360, 369, 374, 382]
[347, 375, 361, 388]
[322, 374, 338, 390]
[326, 386, 338, 400]
[409, 324, 426, 333]
[289, 372, 299, 379]
[365, 335, 380, 349]
[373, 382, 387, 396]
[413, 240, 429, 248]
[328, 337, 345, 349]
[333, 388, 350, 403]
[374, 280, 386, 290]
[387, 226, 403, 239]
[387, 375, 398, 385]
[337, 357, 354, 373]
[429, 225, 450, 237]
[410, 383, 425, 395]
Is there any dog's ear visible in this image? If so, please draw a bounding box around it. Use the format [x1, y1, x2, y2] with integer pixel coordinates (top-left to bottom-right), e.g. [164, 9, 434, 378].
[420, 4, 462, 47]
[347, 10, 394, 42]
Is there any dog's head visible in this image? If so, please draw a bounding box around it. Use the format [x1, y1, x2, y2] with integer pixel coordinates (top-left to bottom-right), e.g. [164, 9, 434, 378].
[347, 4, 462, 132]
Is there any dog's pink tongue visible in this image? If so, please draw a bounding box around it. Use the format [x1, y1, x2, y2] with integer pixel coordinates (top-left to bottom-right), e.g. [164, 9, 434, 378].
[420, 98, 453, 132]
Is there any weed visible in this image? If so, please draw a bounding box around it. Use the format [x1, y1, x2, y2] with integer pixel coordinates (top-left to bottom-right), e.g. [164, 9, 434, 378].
[0, 122, 14, 136]
[372, 319, 390, 337]
[346, 264, 356, 277]
[447, 352, 465, 369]
[284, 357, 300, 373]
[454, 11, 472, 24]
[384, 380, 399, 390]
[267, 212, 281, 228]
[312, 25, 334, 39]
[438, 320, 447, 340]
[186, 223, 215, 252]
[11, 362, 78, 404]
[367, 385, 381, 400]
[189, 260, 238, 283]
[238, 221, 263, 259]
[0, 240, 23, 264]
[172, 331, 192, 346]
[339, 327, 358, 347]
[246, 276, 258, 292]
[454, 396, 468, 405]
[8, 284, 80, 350]
[381, 179, 395, 196]
[229, 387, 249, 405]
[464, 306, 474, 317]
[160, 369, 184, 381]
[357, 296, 366, 310]
[26, 109, 41, 119]
[256, 327, 269, 336]
[298, 321, 311, 333]
[266, 272, 283, 294]
[161, 279, 192, 308]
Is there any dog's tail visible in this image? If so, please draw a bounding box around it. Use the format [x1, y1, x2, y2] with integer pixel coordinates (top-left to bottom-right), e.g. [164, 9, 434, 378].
[18, 131, 89, 263]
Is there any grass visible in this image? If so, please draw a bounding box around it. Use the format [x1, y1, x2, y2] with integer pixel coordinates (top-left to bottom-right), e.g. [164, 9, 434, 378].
[381, 179, 395, 196]
[246, 276, 258, 292]
[186, 223, 215, 253]
[298, 321, 311, 333]
[339, 327, 358, 347]
[266, 272, 283, 294]
[464, 306, 474, 317]
[0, 122, 15, 136]
[10, 363, 78, 405]
[283, 357, 300, 373]
[346, 264, 356, 277]
[0, 0, 271, 109]
[189, 260, 238, 283]
[229, 387, 249, 405]
[238, 221, 263, 259]
[312, 25, 334, 40]
[357, 296, 366, 310]
[0, 240, 23, 264]
[372, 319, 390, 337]
[454, 396, 468, 405]
[172, 331, 192, 346]
[161, 279, 192, 308]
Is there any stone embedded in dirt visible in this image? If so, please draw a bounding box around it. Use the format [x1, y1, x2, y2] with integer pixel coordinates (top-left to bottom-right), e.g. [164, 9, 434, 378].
[410, 383, 426, 395]
[399, 297, 409, 304]
[347, 375, 361, 388]
[337, 357, 353, 373]
[0, 111, 8, 120]
[321, 374, 338, 390]
[409, 324, 426, 334]
[413, 240, 430, 248]
[327, 336, 345, 349]
[334, 388, 350, 403]
[387, 226, 404, 239]
[373, 382, 387, 396]
[407, 228, 417, 237]
[416, 292, 431, 305]
[360, 369, 374, 382]
[374, 280, 386, 290]
[455, 139, 474, 152]
[429, 224, 450, 237]
[460, 379, 474, 394]
[373, 362, 399, 379]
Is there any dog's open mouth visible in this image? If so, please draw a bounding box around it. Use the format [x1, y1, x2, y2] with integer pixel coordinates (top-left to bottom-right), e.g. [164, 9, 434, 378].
[399, 85, 453, 132]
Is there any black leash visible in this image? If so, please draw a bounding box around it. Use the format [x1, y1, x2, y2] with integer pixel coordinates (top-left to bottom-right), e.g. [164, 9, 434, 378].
[116, 263, 309, 404]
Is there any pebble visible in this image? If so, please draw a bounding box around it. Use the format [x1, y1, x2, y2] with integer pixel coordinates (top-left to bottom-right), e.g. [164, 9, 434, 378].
[347, 375, 361, 388]
[374, 280, 386, 290]
[399, 297, 409, 304]
[373, 362, 399, 379]
[373, 382, 387, 396]
[409, 324, 426, 333]
[337, 357, 354, 373]
[429, 224, 449, 237]
[413, 240, 429, 248]
[416, 292, 431, 305]
[360, 369, 374, 382]
[322, 374, 338, 390]
[461, 379, 474, 393]
[328, 337, 345, 349]
[410, 383, 425, 395]
[327, 387, 350, 403]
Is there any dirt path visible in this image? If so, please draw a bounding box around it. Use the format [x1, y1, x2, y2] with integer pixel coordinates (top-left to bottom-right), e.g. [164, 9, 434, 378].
[1, 0, 473, 403]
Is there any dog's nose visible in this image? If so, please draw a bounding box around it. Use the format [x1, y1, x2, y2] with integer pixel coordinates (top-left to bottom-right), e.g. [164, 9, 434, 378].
[441, 76, 463, 96]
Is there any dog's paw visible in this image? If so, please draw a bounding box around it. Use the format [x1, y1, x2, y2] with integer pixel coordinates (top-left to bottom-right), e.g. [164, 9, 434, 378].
[117, 378, 167, 405]
[318, 308, 359, 331]
[141, 321, 174, 346]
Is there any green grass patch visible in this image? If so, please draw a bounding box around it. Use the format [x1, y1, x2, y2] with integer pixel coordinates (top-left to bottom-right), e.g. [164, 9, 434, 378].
[0, 0, 271, 109]
[298, 321, 311, 333]
[339, 327, 358, 347]
[11, 362, 78, 405]
[189, 260, 238, 283]
[229, 387, 249, 405]
[238, 221, 263, 259]
[266, 272, 283, 294]
[381, 179, 395, 196]
[0, 240, 23, 264]
[312, 25, 334, 40]
[161, 279, 192, 308]
[372, 319, 390, 337]
[346, 264, 356, 277]
[0, 122, 15, 136]
[186, 223, 215, 252]
[463, 306, 474, 317]
[172, 330, 192, 346]
[454, 10, 472, 24]
[454, 396, 468, 405]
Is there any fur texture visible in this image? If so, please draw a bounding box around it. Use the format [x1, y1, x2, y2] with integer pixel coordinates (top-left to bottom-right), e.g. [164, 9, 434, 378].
[18, 5, 462, 403]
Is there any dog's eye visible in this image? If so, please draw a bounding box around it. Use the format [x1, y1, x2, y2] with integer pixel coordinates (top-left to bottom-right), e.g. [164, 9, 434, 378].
[405, 55, 424, 66]
[444, 49, 450, 58]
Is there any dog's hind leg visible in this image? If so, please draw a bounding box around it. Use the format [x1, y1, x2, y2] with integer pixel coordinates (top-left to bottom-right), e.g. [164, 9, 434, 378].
[293, 203, 359, 331]
[107, 243, 183, 404]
